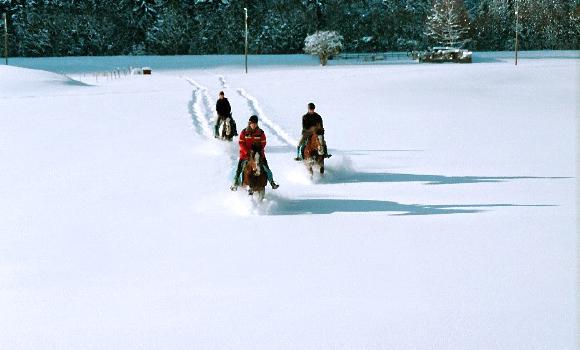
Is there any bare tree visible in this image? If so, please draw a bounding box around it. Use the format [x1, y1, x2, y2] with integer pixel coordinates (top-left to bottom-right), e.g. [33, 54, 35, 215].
[425, 0, 470, 47]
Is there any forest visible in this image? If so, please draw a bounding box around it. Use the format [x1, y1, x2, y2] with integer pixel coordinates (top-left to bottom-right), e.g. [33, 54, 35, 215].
[0, 0, 578, 57]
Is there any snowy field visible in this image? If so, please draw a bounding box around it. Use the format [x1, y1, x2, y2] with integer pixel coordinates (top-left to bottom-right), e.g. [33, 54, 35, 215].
[0, 53, 577, 349]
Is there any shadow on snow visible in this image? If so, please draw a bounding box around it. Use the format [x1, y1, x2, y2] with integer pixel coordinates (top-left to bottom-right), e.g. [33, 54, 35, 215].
[319, 170, 570, 185]
[268, 198, 554, 216]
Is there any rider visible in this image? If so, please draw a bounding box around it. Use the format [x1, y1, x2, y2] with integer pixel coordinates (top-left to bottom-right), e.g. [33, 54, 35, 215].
[215, 91, 232, 138]
[231, 115, 279, 191]
[295, 102, 331, 160]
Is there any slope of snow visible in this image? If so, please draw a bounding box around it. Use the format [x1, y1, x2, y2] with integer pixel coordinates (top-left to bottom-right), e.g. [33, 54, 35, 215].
[0, 54, 576, 350]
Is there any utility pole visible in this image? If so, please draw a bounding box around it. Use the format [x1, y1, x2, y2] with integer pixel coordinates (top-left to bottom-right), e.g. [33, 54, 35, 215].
[3, 13, 7, 65]
[244, 7, 248, 74]
[514, 0, 519, 66]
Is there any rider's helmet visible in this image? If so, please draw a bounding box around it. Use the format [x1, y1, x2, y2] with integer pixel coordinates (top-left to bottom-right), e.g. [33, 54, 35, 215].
[249, 115, 259, 124]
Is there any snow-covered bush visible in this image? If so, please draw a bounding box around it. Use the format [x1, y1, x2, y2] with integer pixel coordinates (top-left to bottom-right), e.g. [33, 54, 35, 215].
[303, 31, 344, 66]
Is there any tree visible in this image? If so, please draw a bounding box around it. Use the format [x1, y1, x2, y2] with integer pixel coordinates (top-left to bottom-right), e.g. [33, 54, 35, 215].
[302, 0, 326, 31]
[2, 0, 578, 56]
[425, 0, 470, 47]
[145, 6, 192, 55]
[252, 0, 310, 54]
[303, 30, 343, 65]
[516, 0, 578, 50]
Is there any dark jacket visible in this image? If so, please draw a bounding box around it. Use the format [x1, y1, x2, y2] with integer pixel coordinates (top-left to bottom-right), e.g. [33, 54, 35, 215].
[302, 112, 324, 134]
[216, 98, 232, 117]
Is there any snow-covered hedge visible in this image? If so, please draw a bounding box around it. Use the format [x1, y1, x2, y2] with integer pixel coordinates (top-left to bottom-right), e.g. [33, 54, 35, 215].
[303, 31, 344, 66]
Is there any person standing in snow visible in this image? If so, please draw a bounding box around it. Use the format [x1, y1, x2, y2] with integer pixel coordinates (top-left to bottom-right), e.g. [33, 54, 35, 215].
[295, 102, 331, 160]
[231, 115, 279, 191]
[215, 91, 232, 138]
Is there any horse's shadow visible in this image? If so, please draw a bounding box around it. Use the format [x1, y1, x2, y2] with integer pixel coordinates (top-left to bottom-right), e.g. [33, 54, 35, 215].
[268, 198, 553, 216]
[319, 170, 569, 185]
[268, 168, 564, 216]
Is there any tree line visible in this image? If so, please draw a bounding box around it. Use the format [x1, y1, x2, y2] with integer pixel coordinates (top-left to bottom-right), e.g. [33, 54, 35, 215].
[0, 0, 578, 57]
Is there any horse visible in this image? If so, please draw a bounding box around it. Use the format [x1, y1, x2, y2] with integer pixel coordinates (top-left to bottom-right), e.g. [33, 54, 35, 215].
[302, 128, 325, 176]
[242, 150, 268, 200]
[218, 114, 237, 141]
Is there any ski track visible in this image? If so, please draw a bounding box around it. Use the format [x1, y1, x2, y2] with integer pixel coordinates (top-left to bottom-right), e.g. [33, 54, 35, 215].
[201, 88, 216, 124]
[218, 75, 228, 89]
[236, 88, 298, 147]
[189, 77, 239, 165]
[215, 74, 240, 125]
[185, 78, 213, 139]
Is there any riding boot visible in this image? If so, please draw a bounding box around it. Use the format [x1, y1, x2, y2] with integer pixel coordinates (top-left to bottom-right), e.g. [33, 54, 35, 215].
[295, 144, 305, 161]
[323, 143, 331, 157]
[230, 159, 244, 190]
[295, 132, 308, 160]
[261, 161, 279, 189]
[214, 121, 220, 138]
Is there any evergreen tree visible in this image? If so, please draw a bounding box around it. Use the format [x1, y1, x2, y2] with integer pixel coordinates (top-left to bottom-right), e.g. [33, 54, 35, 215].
[145, 5, 192, 54]
[252, 0, 309, 54]
[1, 0, 578, 56]
[425, 0, 470, 47]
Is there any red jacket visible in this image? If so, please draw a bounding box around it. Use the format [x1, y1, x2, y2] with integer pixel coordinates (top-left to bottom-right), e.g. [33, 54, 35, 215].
[239, 126, 267, 160]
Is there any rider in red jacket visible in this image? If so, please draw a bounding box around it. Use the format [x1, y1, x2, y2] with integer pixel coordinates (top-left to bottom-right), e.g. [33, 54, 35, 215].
[231, 115, 279, 190]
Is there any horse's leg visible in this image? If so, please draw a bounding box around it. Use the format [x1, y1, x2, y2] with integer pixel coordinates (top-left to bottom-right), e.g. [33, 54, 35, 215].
[319, 157, 325, 174]
[305, 159, 314, 177]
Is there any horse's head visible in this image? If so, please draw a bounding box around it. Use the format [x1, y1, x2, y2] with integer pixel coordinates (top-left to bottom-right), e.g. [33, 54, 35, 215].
[316, 135, 324, 156]
[247, 150, 261, 175]
[305, 131, 324, 157]
[242, 149, 268, 191]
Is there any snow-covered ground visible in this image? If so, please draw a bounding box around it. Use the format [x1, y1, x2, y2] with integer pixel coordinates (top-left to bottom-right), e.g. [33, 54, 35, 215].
[0, 53, 577, 349]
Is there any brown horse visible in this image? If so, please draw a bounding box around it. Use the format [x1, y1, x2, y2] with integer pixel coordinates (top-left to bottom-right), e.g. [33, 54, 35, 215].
[242, 150, 268, 200]
[303, 129, 325, 176]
